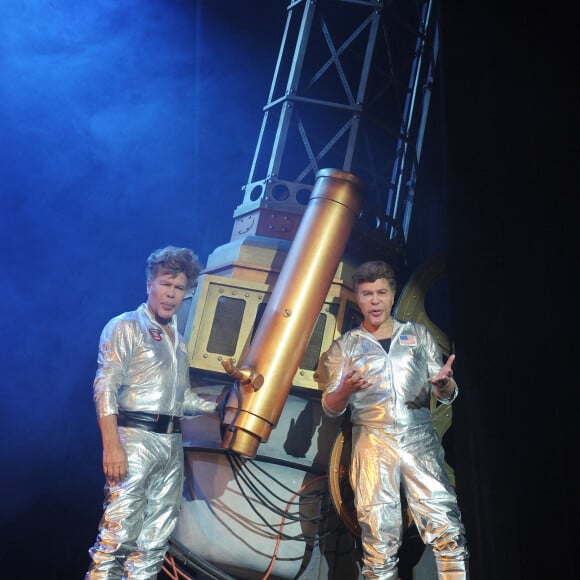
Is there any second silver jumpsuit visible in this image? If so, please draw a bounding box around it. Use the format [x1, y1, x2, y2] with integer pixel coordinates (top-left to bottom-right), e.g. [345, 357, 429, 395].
[322, 319, 469, 579]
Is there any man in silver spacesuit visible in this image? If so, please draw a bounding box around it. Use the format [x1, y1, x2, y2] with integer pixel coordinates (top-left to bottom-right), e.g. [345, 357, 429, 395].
[322, 260, 469, 579]
[86, 246, 219, 580]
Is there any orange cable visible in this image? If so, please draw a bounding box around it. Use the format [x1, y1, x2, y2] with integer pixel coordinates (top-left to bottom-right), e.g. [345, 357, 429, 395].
[162, 551, 195, 580]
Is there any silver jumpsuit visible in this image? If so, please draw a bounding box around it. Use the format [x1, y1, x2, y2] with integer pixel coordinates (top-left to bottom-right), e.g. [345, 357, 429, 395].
[86, 303, 216, 580]
[322, 319, 469, 579]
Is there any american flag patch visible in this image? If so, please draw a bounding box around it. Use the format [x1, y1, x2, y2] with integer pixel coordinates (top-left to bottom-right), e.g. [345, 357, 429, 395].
[399, 334, 417, 346]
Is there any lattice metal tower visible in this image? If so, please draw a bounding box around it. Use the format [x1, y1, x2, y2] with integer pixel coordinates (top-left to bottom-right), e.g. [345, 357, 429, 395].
[231, 0, 440, 270]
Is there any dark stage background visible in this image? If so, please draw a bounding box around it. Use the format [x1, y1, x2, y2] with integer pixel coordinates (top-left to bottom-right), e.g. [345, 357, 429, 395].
[0, 1, 575, 579]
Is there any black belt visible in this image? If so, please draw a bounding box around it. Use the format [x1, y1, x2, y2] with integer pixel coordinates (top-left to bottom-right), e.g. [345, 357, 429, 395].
[117, 411, 181, 434]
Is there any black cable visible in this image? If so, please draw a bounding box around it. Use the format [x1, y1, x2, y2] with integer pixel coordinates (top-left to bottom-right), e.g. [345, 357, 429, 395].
[225, 453, 345, 543]
[228, 453, 324, 514]
[246, 455, 324, 500]
[167, 536, 236, 580]
[181, 445, 345, 545]
[226, 452, 308, 538]
[227, 452, 325, 525]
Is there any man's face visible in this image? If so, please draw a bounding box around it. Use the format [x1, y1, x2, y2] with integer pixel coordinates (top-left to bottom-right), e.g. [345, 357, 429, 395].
[355, 278, 395, 329]
[147, 271, 188, 325]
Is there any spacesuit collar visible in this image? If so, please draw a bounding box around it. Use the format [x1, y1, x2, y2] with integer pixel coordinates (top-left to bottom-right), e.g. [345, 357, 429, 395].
[139, 302, 176, 330]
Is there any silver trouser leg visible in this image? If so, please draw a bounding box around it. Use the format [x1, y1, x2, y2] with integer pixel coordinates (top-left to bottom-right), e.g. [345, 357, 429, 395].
[435, 555, 470, 579]
[125, 433, 183, 579]
[86, 429, 183, 580]
[351, 426, 401, 580]
[401, 427, 469, 580]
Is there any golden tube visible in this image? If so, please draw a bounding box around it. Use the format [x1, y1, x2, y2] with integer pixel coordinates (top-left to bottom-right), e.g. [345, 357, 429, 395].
[221, 168, 366, 457]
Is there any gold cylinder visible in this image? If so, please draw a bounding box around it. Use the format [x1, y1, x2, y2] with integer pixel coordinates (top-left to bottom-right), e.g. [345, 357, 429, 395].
[222, 168, 366, 457]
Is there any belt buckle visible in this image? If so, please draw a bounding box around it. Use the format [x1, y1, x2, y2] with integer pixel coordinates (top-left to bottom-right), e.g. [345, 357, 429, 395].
[167, 419, 174, 434]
